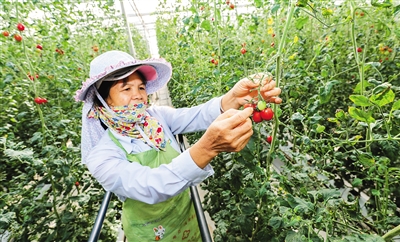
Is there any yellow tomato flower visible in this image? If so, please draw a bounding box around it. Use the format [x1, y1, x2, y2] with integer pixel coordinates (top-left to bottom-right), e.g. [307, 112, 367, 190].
[294, 35, 299, 43]
[267, 17, 274, 25]
[268, 27, 274, 35]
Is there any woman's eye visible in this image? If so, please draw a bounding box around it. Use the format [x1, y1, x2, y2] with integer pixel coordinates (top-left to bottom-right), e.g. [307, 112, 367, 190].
[140, 86, 146, 90]
[123, 88, 130, 91]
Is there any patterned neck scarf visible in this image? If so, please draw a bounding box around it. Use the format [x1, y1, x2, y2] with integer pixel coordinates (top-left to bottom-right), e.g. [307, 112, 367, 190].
[91, 102, 166, 150]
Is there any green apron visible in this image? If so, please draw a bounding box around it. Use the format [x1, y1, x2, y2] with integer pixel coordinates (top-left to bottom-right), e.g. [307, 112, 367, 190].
[109, 131, 201, 241]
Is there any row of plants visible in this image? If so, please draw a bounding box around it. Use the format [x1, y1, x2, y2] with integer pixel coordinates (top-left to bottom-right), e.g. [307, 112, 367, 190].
[156, 0, 400, 241]
[0, 1, 150, 241]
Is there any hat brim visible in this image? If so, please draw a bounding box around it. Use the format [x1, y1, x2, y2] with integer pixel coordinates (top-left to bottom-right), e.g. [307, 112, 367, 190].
[75, 59, 172, 102]
[95, 65, 158, 89]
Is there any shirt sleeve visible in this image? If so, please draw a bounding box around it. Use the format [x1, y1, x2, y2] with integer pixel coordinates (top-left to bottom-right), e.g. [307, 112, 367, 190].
[148, 96, 223, 135]
[85, 134, 214, 204]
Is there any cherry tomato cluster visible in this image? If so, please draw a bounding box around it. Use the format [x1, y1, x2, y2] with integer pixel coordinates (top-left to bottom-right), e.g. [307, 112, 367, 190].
[34, 97, 48, 104]
[244, 100, 274, 123]
[28, 73, 39, 81]
[226, 0, 234, 9]
[55, 48, 65, 55]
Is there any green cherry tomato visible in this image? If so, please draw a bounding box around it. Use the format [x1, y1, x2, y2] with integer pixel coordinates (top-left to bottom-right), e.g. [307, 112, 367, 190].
[257, 100, 267, 111]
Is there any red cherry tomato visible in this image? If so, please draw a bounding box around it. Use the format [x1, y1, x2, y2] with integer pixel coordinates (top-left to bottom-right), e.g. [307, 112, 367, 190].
[243, 103, 253, 109]
[260, 108, 274, 121]
[252, 111, 262, 123]
[14, 34, 22, 42]
[17, 23, 25, 31]
[267, 136, 273, 144]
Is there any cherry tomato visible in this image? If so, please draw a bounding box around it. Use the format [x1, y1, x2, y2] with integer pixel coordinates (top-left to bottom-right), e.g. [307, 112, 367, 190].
[2, 31, 9, 37]
[17, 23, 25, 31]
[14, 34, 22, 42]
[252, 111, 262, 123]
[34, 97, 48, 104]
[240, 48, 246, 54]
[36, 44, 43, 50]
[260, 108, 274, 121]
[257, 100, 267, 111]
[243, 103, 253, 109]
[267, 136, 273, 144]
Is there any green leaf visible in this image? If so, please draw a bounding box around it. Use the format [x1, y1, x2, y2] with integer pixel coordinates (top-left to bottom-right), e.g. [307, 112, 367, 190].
[200, 20, 211, 31]
[359, 153, 375, 167]
[319, 80, 339, 104]
[254, 0, 263, 8]
[193, 15, 200, 24]
[4, 148, 34, 160]
[285, 231, 303, 242]
[369, 89, 395, 107]
[348, 107, 375, 124]
[349, 95, 372, 107]
[293, 196, 314, 214]
[182, 16, 191, 25]
[291, 112, 304, 122]
[271, 4, 280, 14]
[215, 9, 221, 22]
[241, 201, 256, 215]
[352, 178, 363, 187]
[371, 189, 381, 196]
[296, 0, 308, 7]
[371, 0, 392, 7]
[269, 217, 282, 230]
[335, 109, 345, 120]
[354, 80, 372, 93]
[372, 83, 391, 94]
[294, 16, 308, 30]
[185, 56, 194, 63]
[316, 124, 325, 133]
[392, 99, 400, 111]
[394, 4, 400, 16]
[318, 189, 341, 200]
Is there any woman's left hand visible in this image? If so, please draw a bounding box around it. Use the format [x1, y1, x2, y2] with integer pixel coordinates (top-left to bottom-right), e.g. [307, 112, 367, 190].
[222, 73, 282, 111]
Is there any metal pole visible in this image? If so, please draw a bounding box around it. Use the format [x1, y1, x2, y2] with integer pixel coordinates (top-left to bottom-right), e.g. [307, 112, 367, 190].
[177, 134, 213, 242]
[190, 186, 213, 242]
[88, 191, 113, 242]
[119, 0, 136, 57]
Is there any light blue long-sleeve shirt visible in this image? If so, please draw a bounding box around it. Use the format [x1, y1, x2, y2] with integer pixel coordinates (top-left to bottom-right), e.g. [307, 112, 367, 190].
[85, 96, 223, 204]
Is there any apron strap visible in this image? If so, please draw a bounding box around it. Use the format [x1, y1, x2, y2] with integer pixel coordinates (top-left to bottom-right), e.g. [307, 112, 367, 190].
[108, 130, 128, 155]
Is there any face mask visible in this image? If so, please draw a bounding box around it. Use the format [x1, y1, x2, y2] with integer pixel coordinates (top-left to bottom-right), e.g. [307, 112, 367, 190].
[91, 89, 166, 150]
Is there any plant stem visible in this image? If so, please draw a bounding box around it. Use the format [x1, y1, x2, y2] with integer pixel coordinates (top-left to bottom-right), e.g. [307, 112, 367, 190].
[266, 0, 295, 166]
[382, 224, 400, 241]
[47, 169, 61, 221]
[213, 0, 222, 96]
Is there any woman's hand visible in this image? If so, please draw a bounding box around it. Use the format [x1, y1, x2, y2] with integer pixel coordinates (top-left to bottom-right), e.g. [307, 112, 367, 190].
[221, 73, 282, 111]
[189, 108, 254, 168]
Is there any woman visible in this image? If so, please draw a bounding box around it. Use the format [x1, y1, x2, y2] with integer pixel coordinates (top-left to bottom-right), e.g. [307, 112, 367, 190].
[75, 50, 282, 241]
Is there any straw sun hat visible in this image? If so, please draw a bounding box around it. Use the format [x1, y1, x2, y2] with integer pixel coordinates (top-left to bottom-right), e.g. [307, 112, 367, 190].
[75, 50, 172, 164]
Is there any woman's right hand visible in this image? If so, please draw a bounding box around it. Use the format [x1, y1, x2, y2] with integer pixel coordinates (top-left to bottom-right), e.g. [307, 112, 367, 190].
[189, 107, 254, 168]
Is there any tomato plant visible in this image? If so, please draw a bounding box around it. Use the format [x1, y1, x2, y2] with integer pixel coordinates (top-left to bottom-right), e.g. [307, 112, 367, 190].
[156, 0, 400, 241]
[0, 1, 151, 241]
